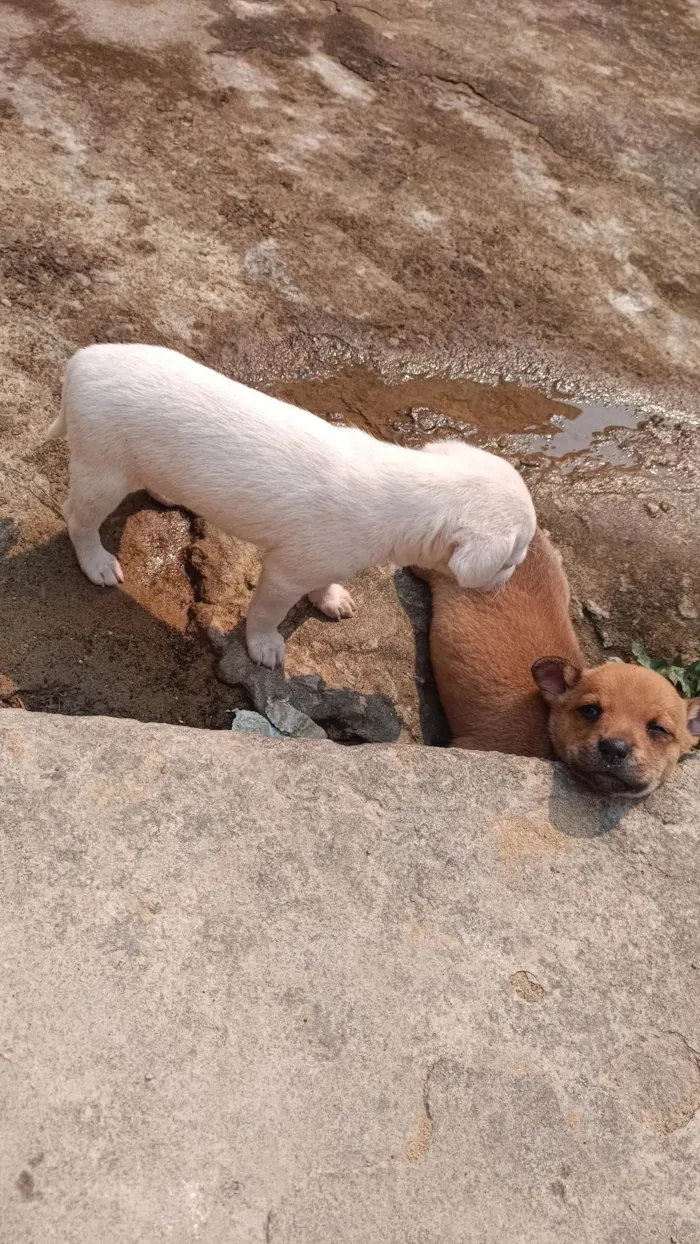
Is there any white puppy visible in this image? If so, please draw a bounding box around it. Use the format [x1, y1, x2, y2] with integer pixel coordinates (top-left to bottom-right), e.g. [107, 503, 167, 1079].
[47, 344, 536, 668]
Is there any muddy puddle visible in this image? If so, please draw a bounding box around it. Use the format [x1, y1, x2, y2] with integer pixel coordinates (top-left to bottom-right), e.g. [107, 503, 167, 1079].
[270, 370, 647, 472]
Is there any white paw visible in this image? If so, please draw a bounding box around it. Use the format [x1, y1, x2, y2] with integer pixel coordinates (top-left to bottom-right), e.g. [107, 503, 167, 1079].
[81, 549, 124, 587]
[246, 629, 286, 669]
[308, 584, 356, 620]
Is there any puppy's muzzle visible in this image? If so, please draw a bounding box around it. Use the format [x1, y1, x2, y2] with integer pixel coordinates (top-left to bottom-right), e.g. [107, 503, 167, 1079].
[597, 737, 631, 766]
[570, 741, 649, 797]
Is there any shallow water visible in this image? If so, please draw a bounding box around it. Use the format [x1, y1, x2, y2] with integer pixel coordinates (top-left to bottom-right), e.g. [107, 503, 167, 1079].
[269, 369, 647, 472]
[517, 400, 642, 470]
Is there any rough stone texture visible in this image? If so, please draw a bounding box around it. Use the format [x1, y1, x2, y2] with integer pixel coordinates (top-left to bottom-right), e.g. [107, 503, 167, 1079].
[217, 623, 411, 744]
[2, 710, 700, 1242]
[205, 547, 438, 742]
[187, 528, 435, 739]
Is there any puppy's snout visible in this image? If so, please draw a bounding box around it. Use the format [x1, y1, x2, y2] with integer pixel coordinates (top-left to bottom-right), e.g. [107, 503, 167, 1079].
[598, 737, 631, 766]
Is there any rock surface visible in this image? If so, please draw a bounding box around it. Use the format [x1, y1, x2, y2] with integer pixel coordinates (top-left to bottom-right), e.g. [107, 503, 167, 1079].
[2, 711, 700, 1242]
[1, 0, 700, 731]
[190, 528, 444, 743]
[217, 623, 409, 744]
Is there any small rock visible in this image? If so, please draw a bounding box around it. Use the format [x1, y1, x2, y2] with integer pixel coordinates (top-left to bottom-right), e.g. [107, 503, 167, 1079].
[265, 699, 327, 740]
[678, 576, 697, 621]
[93, 269, 120, 286]
[230, 698, 327, 740]
[187, 525, 260, 620]
[65, 300, 84, 312]
[219, 634, 283, 705]
[414, 408, 440, 433]
[230, 709, 281, 738]
[74, 273, 92, 288]
[510, 970, 546, 1003]
[645, 502, 660, 517]
[569, 595, 584, 623]
[218, 633, 402, 743]
[659, 500, 671, 513]
[584, 599, 610, 622]
[0, 296, 11, 308]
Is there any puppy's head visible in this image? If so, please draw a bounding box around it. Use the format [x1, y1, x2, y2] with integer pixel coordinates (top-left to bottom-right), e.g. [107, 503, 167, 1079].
[423, 441, 537, 590]
[532, 658, 700, 797]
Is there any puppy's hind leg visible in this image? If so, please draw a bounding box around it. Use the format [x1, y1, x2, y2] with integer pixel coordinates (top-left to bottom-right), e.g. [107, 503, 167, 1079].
[63, 459, 129, 587]
[308, 582, 356, 620]
[245, 554, 306, 669]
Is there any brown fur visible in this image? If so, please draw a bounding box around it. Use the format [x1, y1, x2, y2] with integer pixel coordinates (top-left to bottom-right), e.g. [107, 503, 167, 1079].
[417, 528, 700, 796]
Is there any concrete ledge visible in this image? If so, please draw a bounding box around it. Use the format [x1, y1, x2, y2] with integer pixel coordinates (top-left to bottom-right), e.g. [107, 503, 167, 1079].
[1, 712, 699, 1242]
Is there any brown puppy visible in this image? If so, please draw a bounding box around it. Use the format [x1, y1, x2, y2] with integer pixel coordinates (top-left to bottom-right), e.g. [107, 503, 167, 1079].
[417, 528, 700, 797]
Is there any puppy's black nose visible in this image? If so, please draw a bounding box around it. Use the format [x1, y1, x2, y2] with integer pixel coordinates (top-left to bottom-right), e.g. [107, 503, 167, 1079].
[598, 737, 631, 765]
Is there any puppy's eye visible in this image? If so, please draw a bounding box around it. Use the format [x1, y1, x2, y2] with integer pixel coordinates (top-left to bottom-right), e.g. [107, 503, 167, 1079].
[578, 704, 602, 722]
[647, 720, 671, 739]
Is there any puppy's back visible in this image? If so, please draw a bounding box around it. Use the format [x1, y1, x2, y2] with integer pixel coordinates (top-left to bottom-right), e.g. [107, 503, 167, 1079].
[424, 528, 585, 757]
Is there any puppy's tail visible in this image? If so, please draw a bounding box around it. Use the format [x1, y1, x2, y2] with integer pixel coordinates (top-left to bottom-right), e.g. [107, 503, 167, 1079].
[45, 390, 67, 441]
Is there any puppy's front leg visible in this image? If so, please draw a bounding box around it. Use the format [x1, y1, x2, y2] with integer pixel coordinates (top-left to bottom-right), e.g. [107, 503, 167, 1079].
[245, 556, 304, 669]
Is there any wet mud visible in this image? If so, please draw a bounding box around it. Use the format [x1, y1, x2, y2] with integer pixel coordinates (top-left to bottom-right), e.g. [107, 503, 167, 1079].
[270, 370, 649, 472]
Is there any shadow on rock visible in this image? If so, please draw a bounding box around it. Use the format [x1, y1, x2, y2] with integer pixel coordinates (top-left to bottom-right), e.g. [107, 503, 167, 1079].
[216, 625, 403, 744]
[393, 567, 450, 747]
[547, 765, 632, 837]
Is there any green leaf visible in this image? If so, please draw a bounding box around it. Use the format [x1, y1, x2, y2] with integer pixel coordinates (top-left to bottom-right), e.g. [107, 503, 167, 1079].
[631, 642, 651, 667]
[668, 668, 690, 695]
[630, 644, 700, 699]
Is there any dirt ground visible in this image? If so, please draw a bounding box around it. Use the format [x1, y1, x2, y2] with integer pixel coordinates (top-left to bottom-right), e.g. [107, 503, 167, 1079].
[0, 0, 699, 734]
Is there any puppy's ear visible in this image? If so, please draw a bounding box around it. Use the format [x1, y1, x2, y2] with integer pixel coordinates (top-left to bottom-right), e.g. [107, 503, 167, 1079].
[448, 536, 512, 589]
[531, 657, 583, 702]
[447, 543, 477, 585]
[685, 698, 700, 739]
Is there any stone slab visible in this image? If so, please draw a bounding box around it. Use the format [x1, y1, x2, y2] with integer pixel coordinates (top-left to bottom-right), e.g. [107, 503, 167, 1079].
[1, 712, 700, 1242]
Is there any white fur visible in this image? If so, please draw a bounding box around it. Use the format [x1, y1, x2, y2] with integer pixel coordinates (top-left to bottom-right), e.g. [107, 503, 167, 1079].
[47, 344, 536, 667]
